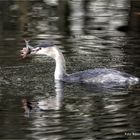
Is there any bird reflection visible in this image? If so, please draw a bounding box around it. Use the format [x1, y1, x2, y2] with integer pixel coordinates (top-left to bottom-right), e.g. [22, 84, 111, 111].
[21, 80, 64, 116]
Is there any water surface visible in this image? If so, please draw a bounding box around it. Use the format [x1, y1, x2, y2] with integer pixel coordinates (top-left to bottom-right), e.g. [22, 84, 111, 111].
[0, 0, 140, 140]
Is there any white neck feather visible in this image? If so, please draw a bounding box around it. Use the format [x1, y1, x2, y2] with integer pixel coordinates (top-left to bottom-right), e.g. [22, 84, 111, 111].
[53, 48, 66, 80]
[35, 46, 67, 80]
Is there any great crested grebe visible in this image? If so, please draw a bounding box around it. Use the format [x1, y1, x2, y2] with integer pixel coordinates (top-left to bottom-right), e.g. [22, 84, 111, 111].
[20, 40, 139, 88]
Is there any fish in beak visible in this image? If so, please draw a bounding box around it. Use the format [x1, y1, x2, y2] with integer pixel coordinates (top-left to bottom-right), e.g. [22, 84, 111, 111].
[20, 40, 41, 58]
[20, 40, 32, 58]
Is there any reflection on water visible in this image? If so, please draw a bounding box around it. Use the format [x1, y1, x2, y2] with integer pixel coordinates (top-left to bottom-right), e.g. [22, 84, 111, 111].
[0, 0, 140, 140]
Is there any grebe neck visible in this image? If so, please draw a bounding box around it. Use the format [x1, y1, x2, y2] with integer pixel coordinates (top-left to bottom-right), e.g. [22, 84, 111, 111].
[54, 48, 66, 80]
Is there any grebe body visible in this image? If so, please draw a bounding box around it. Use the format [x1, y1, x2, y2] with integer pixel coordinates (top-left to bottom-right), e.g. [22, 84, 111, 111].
[63, 68, 139, 87]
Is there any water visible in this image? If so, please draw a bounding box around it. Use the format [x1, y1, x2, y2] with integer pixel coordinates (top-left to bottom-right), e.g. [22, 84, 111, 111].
[0, 0, 140, 139]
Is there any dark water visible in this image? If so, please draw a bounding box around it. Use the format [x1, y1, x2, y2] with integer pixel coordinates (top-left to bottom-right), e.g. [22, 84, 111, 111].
[0, 0, 140, 139]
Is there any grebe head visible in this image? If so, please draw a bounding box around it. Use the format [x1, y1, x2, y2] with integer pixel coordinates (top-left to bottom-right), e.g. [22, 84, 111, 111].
[20, 40, 59, 59]
[21, 40, 66, 80]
